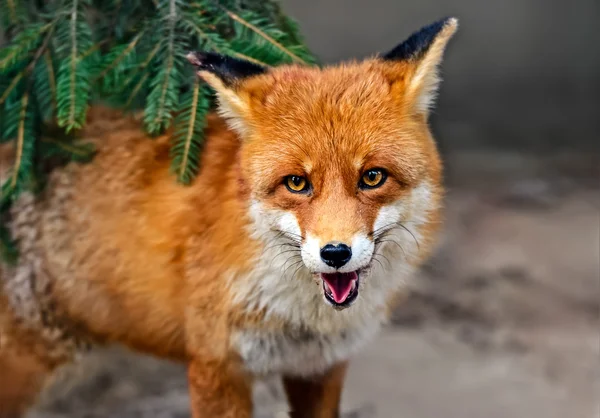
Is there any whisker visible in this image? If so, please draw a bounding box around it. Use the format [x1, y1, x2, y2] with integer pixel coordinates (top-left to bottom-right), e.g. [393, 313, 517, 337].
[291, 263, 307, 281]
[375, 252, 393, 269]
[282, 259, 304, 278]
[372, 255, 385, 273]
[275, 229, 303, 244]
[371, 222, 397, 239]
[396, 222, 420, 251]
[375, 239, 407, 258]
[270, 248, 302, 267]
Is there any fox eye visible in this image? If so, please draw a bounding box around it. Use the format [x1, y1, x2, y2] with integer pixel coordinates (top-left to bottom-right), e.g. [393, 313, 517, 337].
[360, 169, 387, 189]
[285, 175, 309, 193]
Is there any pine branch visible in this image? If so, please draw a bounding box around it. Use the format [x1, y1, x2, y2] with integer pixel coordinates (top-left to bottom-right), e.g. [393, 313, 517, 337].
[171, 80, 210, 184]
[219, 5, 308, 64]
[55, 0, 93, 132]
[144, 0, 182, 134]
[0, 22, 52, 71]
[179, 12, 272, 67]
[0, 0, 317, 260]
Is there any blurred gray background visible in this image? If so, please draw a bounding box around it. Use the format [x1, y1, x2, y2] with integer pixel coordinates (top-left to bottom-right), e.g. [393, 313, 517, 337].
[282, 0, 600, 152]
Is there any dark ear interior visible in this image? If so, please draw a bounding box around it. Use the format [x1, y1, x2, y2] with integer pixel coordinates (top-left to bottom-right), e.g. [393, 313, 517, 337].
[382, 18, 454, 61]
[186, 52, 267, 86]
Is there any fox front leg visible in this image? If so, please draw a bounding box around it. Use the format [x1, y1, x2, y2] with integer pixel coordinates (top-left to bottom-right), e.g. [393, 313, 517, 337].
[283, 361, 349, 418]
[188, 358, 253, 418]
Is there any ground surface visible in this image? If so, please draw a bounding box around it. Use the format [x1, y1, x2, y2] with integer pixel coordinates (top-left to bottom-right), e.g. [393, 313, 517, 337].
[30, 152, 599, 418]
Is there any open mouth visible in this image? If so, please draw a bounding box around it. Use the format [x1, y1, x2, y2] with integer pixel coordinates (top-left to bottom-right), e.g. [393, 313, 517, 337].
[320, 271, 360, 309]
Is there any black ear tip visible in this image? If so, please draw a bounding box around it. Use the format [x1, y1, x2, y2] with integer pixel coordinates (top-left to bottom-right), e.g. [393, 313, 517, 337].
[186, 51, 268, 85]
[430, 16, 459, 31]
[382, 17, 458, 62]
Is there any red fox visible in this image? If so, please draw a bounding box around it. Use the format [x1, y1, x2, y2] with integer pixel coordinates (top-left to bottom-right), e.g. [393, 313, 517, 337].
[0, 17, 457, 418]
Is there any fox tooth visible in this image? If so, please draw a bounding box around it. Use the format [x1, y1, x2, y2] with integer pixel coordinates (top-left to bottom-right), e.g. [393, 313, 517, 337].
[323, 280, 332, 295]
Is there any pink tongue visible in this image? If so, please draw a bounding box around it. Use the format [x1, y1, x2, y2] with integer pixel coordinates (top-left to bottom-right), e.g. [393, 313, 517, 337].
[321, 272, 357, 303]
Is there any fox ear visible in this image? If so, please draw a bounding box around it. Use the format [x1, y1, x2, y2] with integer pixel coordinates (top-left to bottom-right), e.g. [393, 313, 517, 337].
[186, 52, 268, 136]
[382, 17, 458, 115]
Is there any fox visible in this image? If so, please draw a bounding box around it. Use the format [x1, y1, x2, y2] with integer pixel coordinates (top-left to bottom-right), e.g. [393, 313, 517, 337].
[0, 17, 457, 418]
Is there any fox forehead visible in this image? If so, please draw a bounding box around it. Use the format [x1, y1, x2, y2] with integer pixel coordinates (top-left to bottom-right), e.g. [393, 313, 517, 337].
[239, 62, 439, 197]
[245, 61, 415, 137]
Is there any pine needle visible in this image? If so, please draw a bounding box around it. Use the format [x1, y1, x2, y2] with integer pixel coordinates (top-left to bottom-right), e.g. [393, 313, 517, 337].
[0, 70, 24, 105]
[44, 51, 56, 112]
[178, 77, 199, 179]
[232, 51, 271, 67]
[120, 43, 160, 91]
[95, 30, 144, 81]
[6, 0, 17, 25]
[68, 0, 79, 128]
[10, 93, 28, 189]
[40, 136, 92, 159]
[124, 72, 149, 107]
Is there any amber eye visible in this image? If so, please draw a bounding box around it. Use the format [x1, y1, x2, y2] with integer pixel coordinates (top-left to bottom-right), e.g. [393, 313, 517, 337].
[285, 175, 309, 193]
[360, 169, 387, 189]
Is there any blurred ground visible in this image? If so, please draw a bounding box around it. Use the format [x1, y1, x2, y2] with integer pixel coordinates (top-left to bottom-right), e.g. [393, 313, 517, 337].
[29, 151, 600, 418]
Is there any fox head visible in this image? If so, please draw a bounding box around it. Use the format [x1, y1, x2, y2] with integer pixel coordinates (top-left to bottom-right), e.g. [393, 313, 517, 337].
[188, 18, 457, 310]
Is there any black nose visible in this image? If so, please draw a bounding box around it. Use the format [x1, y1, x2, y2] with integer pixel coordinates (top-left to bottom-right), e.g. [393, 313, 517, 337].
[320, 243, 352, 269]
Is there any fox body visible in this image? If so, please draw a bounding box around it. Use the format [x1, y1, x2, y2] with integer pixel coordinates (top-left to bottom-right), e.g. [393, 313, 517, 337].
[0, 18, 457, 418]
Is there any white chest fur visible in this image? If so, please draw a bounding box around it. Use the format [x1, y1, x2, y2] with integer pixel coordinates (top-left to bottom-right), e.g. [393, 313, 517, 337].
[233, 320, 380, 377]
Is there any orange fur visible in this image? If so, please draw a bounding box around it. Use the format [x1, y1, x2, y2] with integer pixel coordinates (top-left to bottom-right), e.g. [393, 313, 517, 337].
[0, 19, 457, 416]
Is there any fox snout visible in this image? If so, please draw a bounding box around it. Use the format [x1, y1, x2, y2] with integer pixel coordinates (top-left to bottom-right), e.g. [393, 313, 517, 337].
[301, 232, 375, 275]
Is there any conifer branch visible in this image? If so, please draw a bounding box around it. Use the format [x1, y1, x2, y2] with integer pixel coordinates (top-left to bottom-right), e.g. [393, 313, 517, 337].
[220, 6, 307, 64]
[0, 0, 315, 259]
[1, 23, 54, 105]
[181, 15, 271, 67]
[0, 22, 53, 70]
[156, 0, 177, 125]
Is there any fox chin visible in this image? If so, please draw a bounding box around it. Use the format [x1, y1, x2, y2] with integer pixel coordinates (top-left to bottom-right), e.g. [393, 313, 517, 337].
[0, 18, 457, 418]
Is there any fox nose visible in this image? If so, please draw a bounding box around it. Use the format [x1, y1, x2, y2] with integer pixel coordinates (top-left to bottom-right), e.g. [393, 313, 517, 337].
[320, 243, 352, 269]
